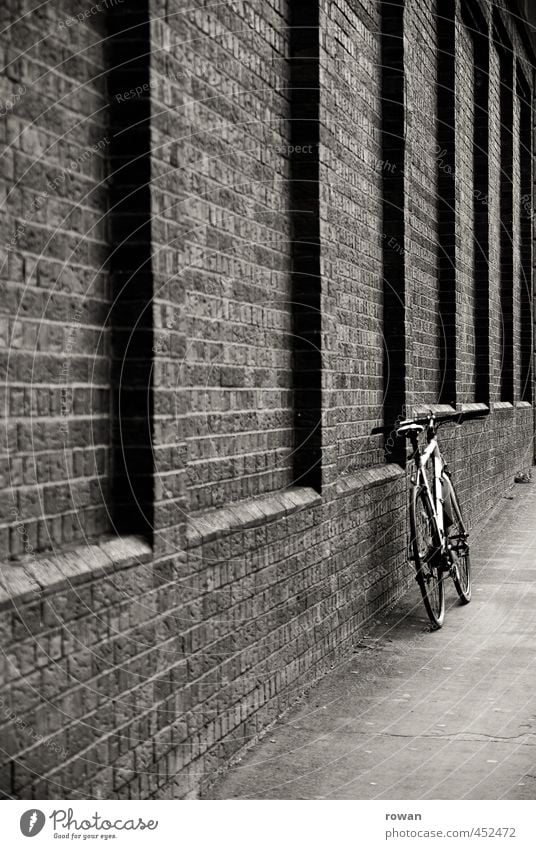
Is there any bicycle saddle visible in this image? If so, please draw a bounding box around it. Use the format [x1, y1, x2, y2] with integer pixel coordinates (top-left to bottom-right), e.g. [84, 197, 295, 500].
[396, 422, 424, 437]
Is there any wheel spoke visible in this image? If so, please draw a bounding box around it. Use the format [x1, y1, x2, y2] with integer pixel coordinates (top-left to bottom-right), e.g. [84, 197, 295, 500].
[445, 477, 472, 604]
[411, 485, 444, 627]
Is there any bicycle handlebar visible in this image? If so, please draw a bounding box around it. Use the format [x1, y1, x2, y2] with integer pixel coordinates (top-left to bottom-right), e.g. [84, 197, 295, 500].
[414, 409, 489, 428]
[370, 407, 489, 436]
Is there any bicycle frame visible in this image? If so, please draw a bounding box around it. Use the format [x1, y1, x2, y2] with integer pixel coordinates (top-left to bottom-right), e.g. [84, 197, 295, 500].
[409, 416, 448, 553]
[415, 439, 446, 551]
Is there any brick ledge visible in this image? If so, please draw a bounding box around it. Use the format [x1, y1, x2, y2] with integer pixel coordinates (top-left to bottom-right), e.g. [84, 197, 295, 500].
[411, 403, 457, 419]
[459, 402, 489, 415]
[335, 464, 404, 497]
[0, 535, 152, 608]
[186, 487, 321, 548]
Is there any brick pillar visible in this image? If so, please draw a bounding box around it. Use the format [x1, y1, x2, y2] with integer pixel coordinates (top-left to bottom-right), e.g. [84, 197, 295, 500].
[494, 13, 515, 404]
[517, 65, 533, 403]
[472, 12, 491, 405]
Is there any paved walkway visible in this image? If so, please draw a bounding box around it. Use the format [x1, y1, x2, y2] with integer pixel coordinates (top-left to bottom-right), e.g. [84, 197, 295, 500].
[209, 483, 536, 799]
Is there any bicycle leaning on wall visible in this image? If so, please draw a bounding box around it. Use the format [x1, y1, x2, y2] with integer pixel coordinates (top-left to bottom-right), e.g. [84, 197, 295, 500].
[396, 411, 476, 629]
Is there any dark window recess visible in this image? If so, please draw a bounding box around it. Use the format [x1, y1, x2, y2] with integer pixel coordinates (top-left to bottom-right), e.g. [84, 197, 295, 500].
[108, 1, 154, 539]
[289, 0, 322, 490]
[381, 0, 406, 464]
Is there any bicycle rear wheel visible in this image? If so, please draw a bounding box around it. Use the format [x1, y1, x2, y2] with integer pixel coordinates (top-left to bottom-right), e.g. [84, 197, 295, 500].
[443, 474, 471, 603]
[410, 482, 445, 628]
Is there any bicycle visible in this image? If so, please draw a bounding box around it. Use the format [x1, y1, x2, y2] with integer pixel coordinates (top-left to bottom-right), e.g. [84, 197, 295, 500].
[396, 412, 472, 628]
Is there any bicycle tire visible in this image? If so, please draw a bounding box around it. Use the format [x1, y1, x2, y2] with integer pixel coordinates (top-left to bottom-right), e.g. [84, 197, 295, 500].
[410, 481, 445, 628]
[443, 474, 472, 604]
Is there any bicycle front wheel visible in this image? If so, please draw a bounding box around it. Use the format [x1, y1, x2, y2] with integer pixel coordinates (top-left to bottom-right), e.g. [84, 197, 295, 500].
[444, 474, 471, 604]
[410, 482, 445, 628]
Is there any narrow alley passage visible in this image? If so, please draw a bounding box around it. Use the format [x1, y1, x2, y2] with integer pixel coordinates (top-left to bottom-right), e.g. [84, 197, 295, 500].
[209, 483, 536, 800]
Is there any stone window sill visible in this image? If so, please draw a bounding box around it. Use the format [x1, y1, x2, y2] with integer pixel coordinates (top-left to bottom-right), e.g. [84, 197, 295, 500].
[0, 535, 152, 608]
[411, 404, 457, 419]
[186, 487, 321, 548]
[459, 402, 489, 415]
[335, 464, 404, 497]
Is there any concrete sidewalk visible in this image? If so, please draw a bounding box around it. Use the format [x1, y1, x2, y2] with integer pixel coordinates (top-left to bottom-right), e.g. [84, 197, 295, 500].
[208, 483, 536, 800]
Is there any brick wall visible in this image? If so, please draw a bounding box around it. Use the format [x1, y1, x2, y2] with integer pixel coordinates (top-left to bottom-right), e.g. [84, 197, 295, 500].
[320, 0, 385, 474]
[456, 20, 477, 403]
[489, 43, 502, 403]
[517, 67, 533, 403]
[169, 0, 295, 514]
[0, 0, 112, 560]
[513, 81, 522, 401]
[406, 0, 441, 409]
[0, 0, 534, 802]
